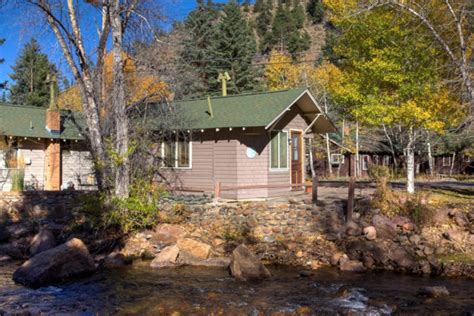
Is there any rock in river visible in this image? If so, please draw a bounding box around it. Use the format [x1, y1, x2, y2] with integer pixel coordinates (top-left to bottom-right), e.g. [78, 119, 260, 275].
[230, 244, 271, 280]
[29, 228, 56, 257]
[418, 286, 450, 298]
[13, 238, 96, 288]
[150, 245, 180, 268]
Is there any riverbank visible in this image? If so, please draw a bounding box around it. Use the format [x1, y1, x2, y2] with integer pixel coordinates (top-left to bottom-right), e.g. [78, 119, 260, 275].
[1, 187, 472, 280]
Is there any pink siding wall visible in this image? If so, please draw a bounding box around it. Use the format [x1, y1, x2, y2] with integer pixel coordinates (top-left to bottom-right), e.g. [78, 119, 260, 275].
[166, 104, 311, 199]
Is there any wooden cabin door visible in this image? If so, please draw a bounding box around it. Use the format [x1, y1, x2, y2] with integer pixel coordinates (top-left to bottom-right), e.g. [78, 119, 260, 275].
[290, 131, 303, 187]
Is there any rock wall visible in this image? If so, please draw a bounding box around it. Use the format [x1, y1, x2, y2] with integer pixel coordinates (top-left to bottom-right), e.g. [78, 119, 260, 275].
[160, 198, 324, 242]
[0, 191, 95, 221]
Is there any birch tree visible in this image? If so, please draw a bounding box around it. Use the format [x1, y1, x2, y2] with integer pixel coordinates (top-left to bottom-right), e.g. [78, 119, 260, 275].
[321, 5, 465, 192]
[16, 0, 160, 197]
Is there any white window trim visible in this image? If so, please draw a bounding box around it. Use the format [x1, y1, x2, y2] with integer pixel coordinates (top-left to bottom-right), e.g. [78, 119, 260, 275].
[330, 153, 344, 165]
[442, 156, 451, 167]
[361, 154, 369, 171]
[269, 130, 289, 171]
[161, 135, 192, 170]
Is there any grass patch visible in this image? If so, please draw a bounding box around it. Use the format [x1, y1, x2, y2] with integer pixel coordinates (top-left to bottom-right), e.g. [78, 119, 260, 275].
[437, 253, 474, 264]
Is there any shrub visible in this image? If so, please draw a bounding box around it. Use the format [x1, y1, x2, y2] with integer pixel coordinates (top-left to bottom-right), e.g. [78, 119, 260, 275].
[11, 169, 25, 192]
[368, 165, 391, 183]
[79, 180, 168, 234]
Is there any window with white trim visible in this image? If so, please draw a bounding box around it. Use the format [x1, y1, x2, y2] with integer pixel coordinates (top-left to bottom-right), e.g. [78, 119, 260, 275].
[270, 131, 288, 169]
[162, 135, 191, 168]
[330, 153, 344, 164]
[442, 156, 451, 167]
[361, 155, 370, 170]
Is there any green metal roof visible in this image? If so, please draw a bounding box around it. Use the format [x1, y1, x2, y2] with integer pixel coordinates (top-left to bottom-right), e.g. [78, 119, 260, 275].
[0, 104, 84, 140]
[175, 88, 309, 129]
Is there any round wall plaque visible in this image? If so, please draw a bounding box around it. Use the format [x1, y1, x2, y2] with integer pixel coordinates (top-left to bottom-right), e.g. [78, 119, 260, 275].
[246, 147, 257, 159]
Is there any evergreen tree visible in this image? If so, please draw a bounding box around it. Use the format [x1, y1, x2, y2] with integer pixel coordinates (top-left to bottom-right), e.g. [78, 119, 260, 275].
[209, 0, 258, 94]
[9, 38, 56, 107]
[288, 30, 311, 58]
[307, 0, 324, 24]
[180, 0, 219, 96]
[291, 0, 305, 29]
[0, 38, 6, 91]
[255, 0, 274, 52]
[253, 0, 265, 13]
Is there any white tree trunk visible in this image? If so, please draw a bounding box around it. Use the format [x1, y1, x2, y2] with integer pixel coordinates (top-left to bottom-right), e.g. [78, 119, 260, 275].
[110, 1, 130, 198]
[355, 122, 360, 178]
[406, 130, 415, 194]
[449, 152, 456, 176]
[427, 141, 434, 177]
[326, 134, 332, 177]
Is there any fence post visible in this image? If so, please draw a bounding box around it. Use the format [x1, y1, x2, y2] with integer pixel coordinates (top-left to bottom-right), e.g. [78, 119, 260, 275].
[214, 181, 221, 202]
[347, 177, 355, 222]
[312, 175, 318, 207]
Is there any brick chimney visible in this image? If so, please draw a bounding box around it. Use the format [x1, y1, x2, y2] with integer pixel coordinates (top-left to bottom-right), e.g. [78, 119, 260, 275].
[45, 110, 61, 134]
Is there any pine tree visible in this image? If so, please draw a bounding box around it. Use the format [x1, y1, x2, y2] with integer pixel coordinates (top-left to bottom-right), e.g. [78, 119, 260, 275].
[255, 0, 274, 50]
[307, 0, 324, 24]
[253, 0, 265, 13]
[209, 0, 258, 94]
[291, 0, 305, 29]
[180, 0, 219, 96]
[9, 38, 56, 107]
[0, 38, 6, 91]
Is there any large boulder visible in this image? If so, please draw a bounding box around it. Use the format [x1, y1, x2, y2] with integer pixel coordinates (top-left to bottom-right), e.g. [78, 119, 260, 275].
[150, 245, 180, 268]
[13, 238, 96, 288]
[102, 252, 132, 268]
[153, 224, 187, 244]
[229, 244, 271, 280]
[177, 238, 211, 259]
[372, 215, 397, 239]
[29, 229, 56, 256]
[340, 260, 366, 272]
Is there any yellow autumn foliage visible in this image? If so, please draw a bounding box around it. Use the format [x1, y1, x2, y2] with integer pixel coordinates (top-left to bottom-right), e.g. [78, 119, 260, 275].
[58, 51, 170, 111]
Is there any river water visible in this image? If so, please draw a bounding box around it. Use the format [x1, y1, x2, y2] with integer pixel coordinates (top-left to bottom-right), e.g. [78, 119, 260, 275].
[0, 261, 473, 315]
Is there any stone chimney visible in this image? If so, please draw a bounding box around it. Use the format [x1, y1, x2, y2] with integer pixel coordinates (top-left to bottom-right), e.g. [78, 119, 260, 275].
[45, 110, 61, 134]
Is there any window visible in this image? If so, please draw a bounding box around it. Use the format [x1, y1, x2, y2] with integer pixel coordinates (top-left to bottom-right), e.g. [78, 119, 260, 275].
[442, 156, 451, 167]
[463, 155, 470, 163]
[330, 153, 344, 164]
[162, 135, 191, 168]
[270, 131, 288, 169]
[361, 155, 370, 170]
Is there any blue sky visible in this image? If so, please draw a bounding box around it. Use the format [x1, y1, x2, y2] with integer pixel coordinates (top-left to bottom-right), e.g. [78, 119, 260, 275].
[0, 0, 229, 87]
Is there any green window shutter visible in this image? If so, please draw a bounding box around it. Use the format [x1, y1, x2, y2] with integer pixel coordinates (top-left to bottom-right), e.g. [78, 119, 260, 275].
[270, 132, 279, 168]
[280, 131, 288, 168]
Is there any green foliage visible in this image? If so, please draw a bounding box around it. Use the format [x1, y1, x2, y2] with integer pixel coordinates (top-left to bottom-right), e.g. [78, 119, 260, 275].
[10, 169, 25, 192]
[180, 0, 219, 96]
[9, 38, 57, 107]
[81, 180, 168, 234]
[0, 38, 6, 90]
[307, 0, 324, 24]
[291, 0, 306, 29]
[208, 0, 258, 94]
[368, 165, 391, 183]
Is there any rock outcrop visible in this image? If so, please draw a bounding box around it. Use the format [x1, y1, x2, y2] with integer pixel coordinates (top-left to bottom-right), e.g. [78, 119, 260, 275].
[150, 245, 180, 268]
[229, 244, 271, 280]
[13, 238, 96, 288]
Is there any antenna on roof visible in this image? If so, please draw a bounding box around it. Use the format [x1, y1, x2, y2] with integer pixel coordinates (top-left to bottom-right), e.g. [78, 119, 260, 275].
[45, 70, 57, 110]
[217, 72, 231, 96]
[207, 96, 214, 118]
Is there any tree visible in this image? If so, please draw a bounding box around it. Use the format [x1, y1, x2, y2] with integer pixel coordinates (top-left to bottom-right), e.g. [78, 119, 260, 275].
[9, 38, 56, 107]
[19, 0, 162, 198]
[209, 0, 258, 94]
[180, 0, 219, 96]
[307, 0, 324, 24]
[321, 5, 465, 193]
[0, 38, 6, 90]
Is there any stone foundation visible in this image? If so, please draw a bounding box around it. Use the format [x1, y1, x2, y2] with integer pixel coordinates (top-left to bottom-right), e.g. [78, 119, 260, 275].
[160, 198, 323, 242]
[0, 191, 95, 221]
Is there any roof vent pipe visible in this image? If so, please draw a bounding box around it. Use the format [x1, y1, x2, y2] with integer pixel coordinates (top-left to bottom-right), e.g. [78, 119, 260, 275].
[207, 96, 214, 118]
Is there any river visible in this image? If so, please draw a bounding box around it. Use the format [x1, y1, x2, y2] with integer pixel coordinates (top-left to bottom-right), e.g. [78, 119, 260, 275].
[1, 261, 473, 315]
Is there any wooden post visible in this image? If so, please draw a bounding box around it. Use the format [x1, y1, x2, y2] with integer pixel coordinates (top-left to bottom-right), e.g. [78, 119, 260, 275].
[214, 181, 221, 202]
[347, 154, 355, 222]
[312, 174, 318, 207]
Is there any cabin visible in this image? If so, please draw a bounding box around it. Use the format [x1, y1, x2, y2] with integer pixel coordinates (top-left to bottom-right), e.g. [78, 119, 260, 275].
[160, 88, 335, 199]
[0, 105, 94, 192]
